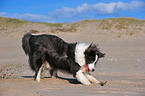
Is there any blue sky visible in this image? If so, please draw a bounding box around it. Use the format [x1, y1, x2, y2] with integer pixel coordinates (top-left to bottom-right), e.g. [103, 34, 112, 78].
[0, 0, 145, 23]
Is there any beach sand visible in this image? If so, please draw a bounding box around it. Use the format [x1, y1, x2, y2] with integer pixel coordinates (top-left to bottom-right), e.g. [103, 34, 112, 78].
[0, 31, 145, 96]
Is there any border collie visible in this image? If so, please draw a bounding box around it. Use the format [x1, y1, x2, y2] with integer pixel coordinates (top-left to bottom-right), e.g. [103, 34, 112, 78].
[22, 33, 106, 85]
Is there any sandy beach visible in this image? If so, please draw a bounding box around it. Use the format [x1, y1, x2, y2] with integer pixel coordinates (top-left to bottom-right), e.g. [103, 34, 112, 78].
[0, 17, 145, 96]
[0, 31, 145, 96]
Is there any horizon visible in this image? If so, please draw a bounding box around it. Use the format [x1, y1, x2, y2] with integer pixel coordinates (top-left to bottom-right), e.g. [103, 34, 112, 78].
[0, 0, 145, 23]
[1, 16, 144, 24]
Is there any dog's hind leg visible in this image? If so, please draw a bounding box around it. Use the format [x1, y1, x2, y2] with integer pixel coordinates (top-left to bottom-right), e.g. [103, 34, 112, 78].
[50, 69, 58, 78]
[43, 61, 58, 78]
[35, 65, 43, 82]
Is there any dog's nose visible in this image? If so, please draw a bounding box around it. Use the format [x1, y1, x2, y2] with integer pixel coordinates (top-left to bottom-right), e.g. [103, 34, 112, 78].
[92, 69, 95, 72]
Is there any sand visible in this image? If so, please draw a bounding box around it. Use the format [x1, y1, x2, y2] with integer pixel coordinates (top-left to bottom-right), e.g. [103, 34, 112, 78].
[0, 31, 145, 96]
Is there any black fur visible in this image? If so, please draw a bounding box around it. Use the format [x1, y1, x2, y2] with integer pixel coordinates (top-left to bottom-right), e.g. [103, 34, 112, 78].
[22, 33, 80, 76]
[22, 33, 105, 84]
[84, 44, 105, 64]
[22, 33, 32, 55]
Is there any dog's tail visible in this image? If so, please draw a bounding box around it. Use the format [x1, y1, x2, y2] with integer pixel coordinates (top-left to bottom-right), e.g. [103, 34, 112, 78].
[22, 33, 32, 55]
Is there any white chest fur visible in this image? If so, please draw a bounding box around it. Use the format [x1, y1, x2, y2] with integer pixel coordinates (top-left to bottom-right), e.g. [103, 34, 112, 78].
[75, 43, 89, 66]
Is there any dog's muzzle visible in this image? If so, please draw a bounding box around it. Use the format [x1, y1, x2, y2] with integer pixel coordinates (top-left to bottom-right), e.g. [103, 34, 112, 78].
[86, 64, 95, 72]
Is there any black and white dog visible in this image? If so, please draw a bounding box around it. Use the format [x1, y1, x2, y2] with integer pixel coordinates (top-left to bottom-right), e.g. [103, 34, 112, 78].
[22, 33, 106, 85]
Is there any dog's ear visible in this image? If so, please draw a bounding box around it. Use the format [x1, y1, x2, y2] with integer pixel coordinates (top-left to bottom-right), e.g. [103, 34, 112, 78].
[85, 43, 93, 53]
[87, 43, 105, 58]
[100, 53, 105, 58]
[97, 52, 105, 58]
[88, 42, 93, 48]
[85, 44, 99, 55]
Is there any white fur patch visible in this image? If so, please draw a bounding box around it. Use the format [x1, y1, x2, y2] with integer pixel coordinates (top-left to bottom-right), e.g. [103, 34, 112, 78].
[35, 65, 43, 82]
[84, 73, 100, 84]
[75, 43, 90, 66]
[88, 64, 95, 72]
[88, 55, 98, 71]
[43, 61, 52, 70]
[31, 33, 40, 36]
[76, 70, 91, 85]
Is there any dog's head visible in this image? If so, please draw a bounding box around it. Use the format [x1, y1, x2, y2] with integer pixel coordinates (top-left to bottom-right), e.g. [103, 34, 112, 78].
[84, 43, 105, 72]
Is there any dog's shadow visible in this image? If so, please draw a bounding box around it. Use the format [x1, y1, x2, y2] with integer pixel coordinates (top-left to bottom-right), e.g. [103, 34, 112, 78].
[22, 76, 35, 78]
[21, 76, 81, 84]
[56, 76, 81, 84]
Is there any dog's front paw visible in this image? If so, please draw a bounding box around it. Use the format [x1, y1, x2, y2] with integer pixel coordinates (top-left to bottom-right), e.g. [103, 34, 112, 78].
[83, 81, 91, 85]
[100, 81, 107, 86]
